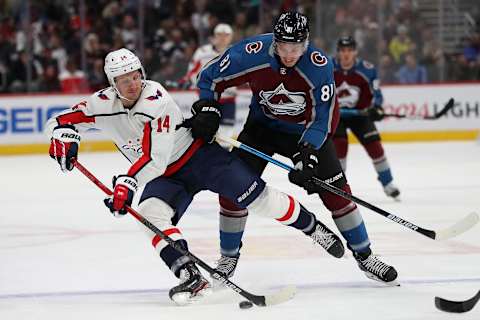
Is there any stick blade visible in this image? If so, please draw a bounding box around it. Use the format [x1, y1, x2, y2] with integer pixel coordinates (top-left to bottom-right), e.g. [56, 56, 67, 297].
[433, 98, 454, 119]
[435, 212, 479, 240]
[435, 290, 480, 313]
[264, 285, 297, 306]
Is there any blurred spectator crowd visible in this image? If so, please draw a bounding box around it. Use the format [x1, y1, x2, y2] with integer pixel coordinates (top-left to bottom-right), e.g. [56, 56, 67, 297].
[0, 0, 479, 94]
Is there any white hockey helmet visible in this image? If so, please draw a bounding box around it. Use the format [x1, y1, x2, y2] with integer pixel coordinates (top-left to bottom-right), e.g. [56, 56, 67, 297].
[104, 48, 146, 90]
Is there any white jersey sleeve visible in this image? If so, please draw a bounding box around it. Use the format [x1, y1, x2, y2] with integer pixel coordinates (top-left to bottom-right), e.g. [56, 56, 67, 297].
[45, 81, 195, 186]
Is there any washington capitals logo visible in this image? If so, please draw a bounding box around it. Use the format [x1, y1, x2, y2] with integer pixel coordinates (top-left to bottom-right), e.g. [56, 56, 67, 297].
[146, 89, 162, 100]
[258, 83, 306, 116]
[310, 51, 328, 66]
[336, 81, 360, 108]
[97, 89, 110, 100]
[245, 41, 263, 54]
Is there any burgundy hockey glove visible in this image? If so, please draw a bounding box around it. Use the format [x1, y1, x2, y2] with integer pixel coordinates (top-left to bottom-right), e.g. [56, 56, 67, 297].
[365, 105, 385, 121]
[177, 99, 222, 143]
[49, 124, 81, 172]
[104, 175, 138, 217]
[288, 144, 319, 194]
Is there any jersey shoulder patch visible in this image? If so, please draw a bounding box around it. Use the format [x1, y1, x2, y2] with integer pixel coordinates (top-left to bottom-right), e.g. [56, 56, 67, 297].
[310, 51, 328, 67]
[362, 60, 375, 69]
[245, 40, 263, 54]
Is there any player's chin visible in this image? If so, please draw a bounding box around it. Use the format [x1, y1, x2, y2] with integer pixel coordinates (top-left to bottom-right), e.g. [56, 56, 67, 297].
[283, 60, 299, 67]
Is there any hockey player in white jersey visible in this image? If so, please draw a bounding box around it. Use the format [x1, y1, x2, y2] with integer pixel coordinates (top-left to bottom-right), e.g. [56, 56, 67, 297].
[181, 23, 237, 143]
[47, 48, 345, 305]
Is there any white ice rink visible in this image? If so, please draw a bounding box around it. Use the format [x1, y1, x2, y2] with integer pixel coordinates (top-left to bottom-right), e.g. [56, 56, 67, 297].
[1, 141, 479, 319]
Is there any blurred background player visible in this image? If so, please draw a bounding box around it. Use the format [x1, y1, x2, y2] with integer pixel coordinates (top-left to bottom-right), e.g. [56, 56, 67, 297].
[333, 36, 400, 199]
[181, 23, 237, 144]
[193, 12, 398, 285]
[47, 48, 345, 304]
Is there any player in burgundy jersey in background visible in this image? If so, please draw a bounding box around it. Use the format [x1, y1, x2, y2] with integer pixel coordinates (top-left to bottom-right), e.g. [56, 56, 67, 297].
[333, 36, 401, 199]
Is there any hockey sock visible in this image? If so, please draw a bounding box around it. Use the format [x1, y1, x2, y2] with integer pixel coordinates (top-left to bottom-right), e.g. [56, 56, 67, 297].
[157, 237, 191, 277]
[219, 197, 247, 257]
[320, 183, 371, 253]
[333, 207, 371, 253]
[291, 205, 316, 234]
[364, 141, 394, 186]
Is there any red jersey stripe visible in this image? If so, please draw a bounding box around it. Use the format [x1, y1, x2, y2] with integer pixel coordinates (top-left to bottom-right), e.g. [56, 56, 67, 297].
[163, 139, 204, 177]
[57, 111, 95, 125]
[127, 122, 152, 177]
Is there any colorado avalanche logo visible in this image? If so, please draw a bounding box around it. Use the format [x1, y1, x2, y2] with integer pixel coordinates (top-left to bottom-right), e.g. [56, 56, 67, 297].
[336, 81, 360, 108]
[258, 83, 306, 116]
[245, 41, 263, 54]
[310, 51, 328, 66]
[146, 89, 162, 100]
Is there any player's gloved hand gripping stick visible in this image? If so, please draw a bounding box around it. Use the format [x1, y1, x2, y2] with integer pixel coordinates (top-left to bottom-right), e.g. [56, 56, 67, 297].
[215, 135, 479, 241]
[72, 159, 296, 307]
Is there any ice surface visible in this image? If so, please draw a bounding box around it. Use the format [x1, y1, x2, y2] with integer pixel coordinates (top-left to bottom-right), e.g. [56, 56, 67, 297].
[1, 142, 479, 319]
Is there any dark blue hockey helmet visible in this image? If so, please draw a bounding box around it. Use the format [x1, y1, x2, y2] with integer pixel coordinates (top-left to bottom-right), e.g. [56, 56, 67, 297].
[337, 36, 357, 50]
[273, 12, 309, 44]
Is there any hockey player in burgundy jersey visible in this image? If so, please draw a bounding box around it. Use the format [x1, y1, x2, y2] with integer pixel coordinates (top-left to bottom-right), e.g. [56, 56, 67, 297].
[332, 36, 400, 199]
[46, 48, 345, 305]
[192, 12, 398, 285]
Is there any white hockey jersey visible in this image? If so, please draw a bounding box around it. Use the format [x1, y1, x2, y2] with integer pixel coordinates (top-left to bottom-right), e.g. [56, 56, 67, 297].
[184, 43, 236, 101]
[45, 80, 202, 185]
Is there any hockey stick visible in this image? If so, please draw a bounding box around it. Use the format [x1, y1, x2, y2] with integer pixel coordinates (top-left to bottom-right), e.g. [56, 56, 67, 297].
[216, 135, 479, 241]
[71, 159, 296, 307]
[435, 290, 480, 313]
[380, 98, 454, 120]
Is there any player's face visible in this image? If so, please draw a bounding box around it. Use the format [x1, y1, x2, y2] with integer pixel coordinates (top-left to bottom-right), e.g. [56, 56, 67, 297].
[338, 47, 357, 67]
[214, 32, 233, 49]
[115, 70, 143, 101]
[275, 41, 305, 67]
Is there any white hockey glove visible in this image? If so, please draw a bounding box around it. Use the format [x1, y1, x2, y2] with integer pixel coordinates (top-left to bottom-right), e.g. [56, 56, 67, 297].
[49, 124, 81, 172]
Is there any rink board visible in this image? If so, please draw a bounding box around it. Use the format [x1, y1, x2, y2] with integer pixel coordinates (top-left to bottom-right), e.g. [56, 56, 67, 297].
[0, 83, 479, 155]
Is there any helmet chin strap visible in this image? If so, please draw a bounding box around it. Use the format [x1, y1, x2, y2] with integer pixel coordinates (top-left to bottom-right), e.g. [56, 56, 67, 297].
[113, 81, 146, 103]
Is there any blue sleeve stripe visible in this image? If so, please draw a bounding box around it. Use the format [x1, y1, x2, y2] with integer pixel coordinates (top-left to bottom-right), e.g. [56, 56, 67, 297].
[211, 63, 271, 92]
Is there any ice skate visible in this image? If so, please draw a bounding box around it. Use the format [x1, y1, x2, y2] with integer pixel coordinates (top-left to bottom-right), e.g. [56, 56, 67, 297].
[169, 262, 212, 305]
[309, 221, 345, 258]
[383, 181, 400, 200]
[353, 249, 399, 286]
[212, 253, 240, 288]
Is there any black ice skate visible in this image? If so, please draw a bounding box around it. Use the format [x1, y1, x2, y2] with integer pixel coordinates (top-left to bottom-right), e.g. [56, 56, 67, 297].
[383, 182, 400, 200]
[212, 252, 240, 288]
[353, 249, 399, 285]
[308, 221, 345, 258]
[169, 262, 211, 305]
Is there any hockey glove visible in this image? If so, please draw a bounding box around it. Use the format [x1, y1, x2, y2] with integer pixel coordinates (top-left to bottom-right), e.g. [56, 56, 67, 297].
[49, 124, 81, 172]
[177, 99, 222, 143]
[365, 105, 385, 121]
[104, 175, 138, 217]
[288, 144, 319, 194]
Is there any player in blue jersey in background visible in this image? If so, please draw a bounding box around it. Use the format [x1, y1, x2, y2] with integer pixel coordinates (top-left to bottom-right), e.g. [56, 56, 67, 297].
[183, 12, 398, 285]
[333, 36, 400, 199]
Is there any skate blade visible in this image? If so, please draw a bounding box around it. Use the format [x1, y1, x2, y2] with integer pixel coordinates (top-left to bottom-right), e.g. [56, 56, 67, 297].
[171, 284, 213, 306]
[364, 272, 400, 287]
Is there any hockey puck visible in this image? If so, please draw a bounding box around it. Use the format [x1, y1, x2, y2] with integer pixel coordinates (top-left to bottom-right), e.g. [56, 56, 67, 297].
[239, 300, 253, 309]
